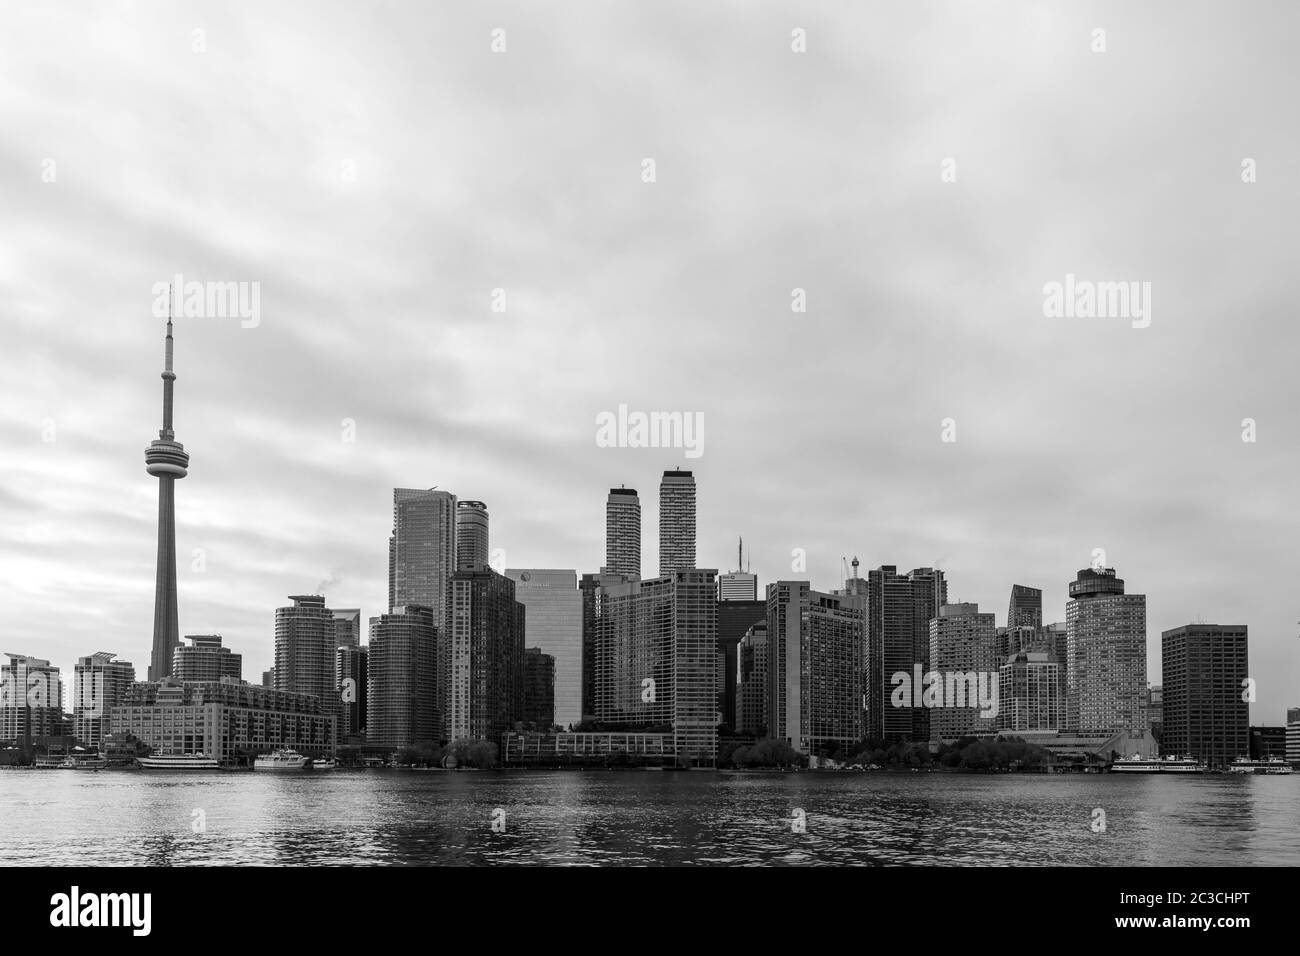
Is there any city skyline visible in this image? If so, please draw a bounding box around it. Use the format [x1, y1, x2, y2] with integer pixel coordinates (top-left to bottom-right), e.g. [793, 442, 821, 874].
[4, 3, 1300, 727]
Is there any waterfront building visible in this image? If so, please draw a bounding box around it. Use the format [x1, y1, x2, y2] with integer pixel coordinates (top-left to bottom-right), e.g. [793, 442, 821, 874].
[367, 605, 438, 749]
[1160, 624, 1249, 768]
[928, 602, 999, 740]
[998, 651, 1062, 734]
[72, 652, 136, 750]
[865, 565, 947, 741]
[0, 654, 63, 741]
[336, 644, 368, 739]
[1065, 567, 1146, 734]
[172, 634, 241, 683]
[448, 568, 526, 742]
[506, 569, 582, 729]
[275, 596, 338, 716]
[717, 598, 765, 731]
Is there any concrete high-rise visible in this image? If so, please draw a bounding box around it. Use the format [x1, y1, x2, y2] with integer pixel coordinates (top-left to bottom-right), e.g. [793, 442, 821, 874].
[1160, 624, 1249, 768]
[865, 565, 947, 741]
[766, 581, 866, 757]
[448, 568, 526, 742]
[595, 570, 719, 766]
[580, 570, 633, 719]
[389, 487, 456, 734]
[603, 487, 641, 577]
[456, 500, 490, 571]
[1065, 567, 1147, 734]
[145, 308, 190, 682]
[367, 605, 438, 748]
[657, 470, 696, 576]
[928, 602, 999, 741]
[173, 635, 242, 683]
[506, 569, 583, 730]
[72, 652, 135, 749]
[719, 572, 758, 602]
[276, 596, 339, 716]
[1007, 584, 1043, 630]
[736, 622, 769, 736]
[998, 651, 1062, 733]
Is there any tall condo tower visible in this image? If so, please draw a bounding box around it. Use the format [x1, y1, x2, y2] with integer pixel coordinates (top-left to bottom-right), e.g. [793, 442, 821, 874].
[604, 487, 641, 577]
[145, 299, 190, 682]
[658, 470, 696, 576]
[456, 500, 490, 570]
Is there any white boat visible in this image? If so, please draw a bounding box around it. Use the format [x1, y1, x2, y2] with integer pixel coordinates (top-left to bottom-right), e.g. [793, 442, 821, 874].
[1110, 754, 1207, 773]
[65, 755, 109, 770]
[33, 755, 65, 769]
[309, 757, 337, 771]
[1228, 756, 1294, 775]
[253, 748, 312, 771]
[137, 752, 219, 770]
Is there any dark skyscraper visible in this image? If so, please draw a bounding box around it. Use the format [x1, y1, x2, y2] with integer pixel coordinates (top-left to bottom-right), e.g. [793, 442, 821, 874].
[658, 470, 696, 576]
[604, 487, 641, 577]
[448, 568, 526, 742]
[368, 604, 438, 748]
[865, 565, 947, 741]
[456, 500, 490, 570]
[717, 599, 766, 731]
[1161, 624, 1249, 768]
[145, 307, 190, 682]
[1007, 584, 1042, 630]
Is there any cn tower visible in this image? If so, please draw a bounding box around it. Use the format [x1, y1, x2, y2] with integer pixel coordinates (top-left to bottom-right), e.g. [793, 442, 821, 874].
[145, 293, 190, 681]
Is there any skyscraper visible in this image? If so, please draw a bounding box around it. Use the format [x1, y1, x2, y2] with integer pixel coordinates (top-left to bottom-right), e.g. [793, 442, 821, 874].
[718, 537, 757, 601]
[1007, 584, 1043, 630]
[766, 581, 866, 757]
[173, 634, 242, 682]
[367, 605, 438, 748]
[998, 651, 1062, 733]
[333, 609, 361, 648]
[928, 603, 999, 741]
[456, 500, 490, 571]
[658, 470, 696, 576]
[1160, 624, 1249, 768]
[145, 308, 190, 682]
[275, 596, 338, 716]
[865, 565, 947, 741]
[389, 487, 457, 734]
[580, 570, 633, 719]
[717, 598, 765, 731]
[595, 570, 719, 765]
[448, 568, 526, 742]
[336, 644, 368, 739]
[604, 487, 641, 577]
[1065, 567, 1147, 734]
[523, 648, 556, 728]
[72, 652, 135, 749]
[506, 569, 583, 730]
[0, 654, 63, 742]
[736, 622, 769, 736]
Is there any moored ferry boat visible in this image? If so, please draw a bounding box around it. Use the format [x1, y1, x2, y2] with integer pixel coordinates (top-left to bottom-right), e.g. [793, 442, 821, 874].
[1110, 754, 1207, 773]
[65, 755, 109, 770]
[136, 752, 220, 770]
[1228, 756, 1294, 775]
[253, 748, 312, 771]
[309, 757, 337, 771]
[33, 755, 66, 769]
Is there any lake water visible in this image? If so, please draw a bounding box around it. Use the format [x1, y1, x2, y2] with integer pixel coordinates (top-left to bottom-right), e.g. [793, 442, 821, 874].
[2, 769, 1296, 866]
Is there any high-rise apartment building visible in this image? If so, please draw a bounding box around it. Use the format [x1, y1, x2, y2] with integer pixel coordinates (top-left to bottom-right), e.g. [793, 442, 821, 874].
[718, 599, 766, 731]
[448, 568, 526, 743]
[456, 500, 490, 571]
[173, 634, 242, 683]
[998, 651, 1062, 733]
[580, 570, 633, 720]
[0, 654, 63, 741]
[1161, 624, 1249, 768]
[736, 622, 769, 736]
[865, 565, 947, 741]
[506, 569, 583, 730]
[603, 487, 641, 578]
[766, 581, 867, 757]
[928, 602, 999, 741]
[261, 668, 275, 689]
[367, 605, 438, 749]
[389, 487, 457, 735]
[275, 596, 338, 716]
[336, 644, 368, 739]
[595, 570, 719, 765]
[657, 470, 696, 576]
[523, 648, 556, 728]
[72, 652, 136, 749]
[1065, 567, 1147, 734]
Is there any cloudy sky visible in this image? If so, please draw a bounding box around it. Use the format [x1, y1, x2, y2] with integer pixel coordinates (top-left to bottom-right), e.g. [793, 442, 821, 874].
[2, 1, 1298, 722]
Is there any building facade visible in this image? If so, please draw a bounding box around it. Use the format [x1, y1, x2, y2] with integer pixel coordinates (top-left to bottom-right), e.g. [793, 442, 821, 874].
[657, 470, 696, 576]
[275, 596, 338, 717]
[0, 654, 63, 741]
[736, 622, 769, 736]
[998, 651, 1061, 733]
[927, 602, 999, 741]
[1160, 624, 1249, 768]
[367, 605, 438, 749]
[333, 609, 361, 648]
[523, 648, 556, 728]
[172, 634, 242, 683]
[72, 652, 136, 750]
[455, 500, 490, 571]
[866, 565, 948, 741]
[1065, 567, 1147, 734]
[717, 598, 766, 731]
[603, 487, 641, 578]
[336, 644, 368, 739]
[506, 569, 583, 729]
[1007, 584, 1043, 630]
[448, 568, 526, 743]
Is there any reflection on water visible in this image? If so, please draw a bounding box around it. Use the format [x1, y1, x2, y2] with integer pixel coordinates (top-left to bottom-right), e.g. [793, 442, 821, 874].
[1, 769, 1296, 866]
